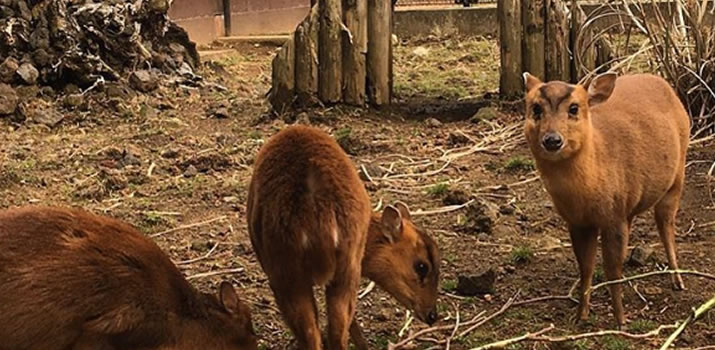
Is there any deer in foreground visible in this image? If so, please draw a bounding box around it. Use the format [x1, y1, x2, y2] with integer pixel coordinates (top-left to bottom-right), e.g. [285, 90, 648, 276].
[522, 72, 690, 327]
[0, 206, 257, 350]
[247, 125, 440, 350]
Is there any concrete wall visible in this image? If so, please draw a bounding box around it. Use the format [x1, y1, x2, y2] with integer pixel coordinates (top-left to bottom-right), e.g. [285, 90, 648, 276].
[395, 2, 715, 38]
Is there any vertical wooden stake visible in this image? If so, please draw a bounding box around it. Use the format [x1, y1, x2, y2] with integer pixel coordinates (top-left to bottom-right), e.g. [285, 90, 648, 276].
[498, 0, 523, 98]
[545, 0, 570, 82]
[319, 0, 343, 103]
[223, 0, 232, 36]
[367, 0, 391, 105]
[343, 0, 367, 105]
[522, 0, 545, 80]
[268, 37, 296, 112]
[295, 5, 320, 105]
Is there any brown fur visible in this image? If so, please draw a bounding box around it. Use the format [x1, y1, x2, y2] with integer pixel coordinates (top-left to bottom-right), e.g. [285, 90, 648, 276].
[523, 73, 690, 327]
[0, 206, 257, 350]
[247, 125, 440, 350]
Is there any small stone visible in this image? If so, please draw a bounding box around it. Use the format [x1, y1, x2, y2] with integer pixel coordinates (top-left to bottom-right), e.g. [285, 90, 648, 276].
[499, 205, 515, 215]
[0, 57, 19, 83]
[470, 107, 500, 124]
[16, 62, 39, 85]
[0, 84, 19, 115]
[628, 245, 654, 267]
[28, 106, 64, 127]
[161, 149, 180, 159]
[358, 163, 384, 182]
[129, 70, 158, 92]
[105, 83, 128, 99]
[412, 46, 430, 57]
[483, 294, 493, 302]
[443, 190, 469, 206]
[460, 200, 499, 235]
[32, 48, 51, 67]
[211, 107, 230, 119]
[190, 239, 212, 252]
[456, 267, 497, 296]
[504, 265, 516, 274]
[425, 117, 442, 128]
[64, 93, 83, 108]
[391, 34, 399, 46]
[295, 112, 310, 125]
[222, 196, 239, 204]
[183, 165, 198, 178]
[447, 132, 470, 147]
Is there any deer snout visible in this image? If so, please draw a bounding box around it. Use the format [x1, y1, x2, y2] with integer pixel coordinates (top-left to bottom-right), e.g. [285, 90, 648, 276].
[542, 132, 564, 152]
[426, 309, 439, 325]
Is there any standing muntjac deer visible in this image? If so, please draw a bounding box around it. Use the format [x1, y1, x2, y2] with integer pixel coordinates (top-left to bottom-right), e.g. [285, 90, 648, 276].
[0, 206, 258, 350]
[522, 72, 690, 327]
[247, 125, 441, 350]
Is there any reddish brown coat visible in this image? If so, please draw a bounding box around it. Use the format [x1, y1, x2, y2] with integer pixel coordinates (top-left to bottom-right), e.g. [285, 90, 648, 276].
[0, 206, 257, 350]
[523, 73, 690, 327]
[248, 125, 440, 350]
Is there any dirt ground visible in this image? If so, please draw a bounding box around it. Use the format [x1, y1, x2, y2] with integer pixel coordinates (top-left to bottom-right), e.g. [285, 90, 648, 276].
[1, 36, 713, 349]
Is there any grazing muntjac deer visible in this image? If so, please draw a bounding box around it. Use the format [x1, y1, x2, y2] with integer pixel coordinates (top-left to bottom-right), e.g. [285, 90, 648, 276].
[247, 125, 440, 350]
[0, 206, 257, 350]
[522, 72, 690, 327]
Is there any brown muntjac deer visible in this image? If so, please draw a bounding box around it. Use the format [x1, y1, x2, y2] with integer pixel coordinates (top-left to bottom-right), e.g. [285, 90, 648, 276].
[247, 125, 440, 350]
[522, 72, 690, 327]
[0, 206, 258, 350]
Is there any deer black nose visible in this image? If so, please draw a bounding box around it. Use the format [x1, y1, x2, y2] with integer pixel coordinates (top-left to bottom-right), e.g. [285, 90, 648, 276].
[426, 310, 438, 325]
[542, 133, 564, 152]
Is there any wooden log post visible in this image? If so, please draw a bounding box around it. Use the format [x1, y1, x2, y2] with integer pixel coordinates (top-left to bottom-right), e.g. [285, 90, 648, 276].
[570, 2, 595, 83]
[295, 5, 320, 106]
[343, 0, 367, 105]
[268, 37, 296, 112]
[367, 0, 392, 105]
[319, 0, 343, 103]
[522, 0, 545, 80]
[544, 0, 570, 82]
[497, 0, 523, 98]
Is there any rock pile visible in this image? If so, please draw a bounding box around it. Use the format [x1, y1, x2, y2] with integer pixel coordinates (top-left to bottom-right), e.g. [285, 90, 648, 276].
[0, 0, 200, 123]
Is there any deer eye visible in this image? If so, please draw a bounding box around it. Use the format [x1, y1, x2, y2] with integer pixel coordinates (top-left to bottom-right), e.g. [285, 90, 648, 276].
[568, 103, 579, 117]
[414, 261, 429, 280]
[531, 104, 543, 120]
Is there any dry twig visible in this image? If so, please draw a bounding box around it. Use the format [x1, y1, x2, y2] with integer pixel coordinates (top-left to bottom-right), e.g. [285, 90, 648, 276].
[150, 215, 228, 238]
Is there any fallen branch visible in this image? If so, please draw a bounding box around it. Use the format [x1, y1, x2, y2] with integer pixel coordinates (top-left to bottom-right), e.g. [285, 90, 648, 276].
[412, 200, 475, 217]
[150, 215, 228, 238]
[587, 269, 715, 298]
[469, 324, 556, 350]
[186, 267, 245, 281]
[660, 294, 715, 350]
[176, 241, 220, 265]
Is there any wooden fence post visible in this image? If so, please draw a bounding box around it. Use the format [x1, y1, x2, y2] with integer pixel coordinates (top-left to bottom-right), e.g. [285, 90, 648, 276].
[295, 5, 320, 105]
[268, 37, 296, 112]
[498, 0, 523, 98]
[319, 0, 343, 103]
[545, 0, 570, 81]
[522, 0, 545, 80]
[343, 0, 368, 105]
[222, 0, 232, 36]
[367, 0, 391, 105]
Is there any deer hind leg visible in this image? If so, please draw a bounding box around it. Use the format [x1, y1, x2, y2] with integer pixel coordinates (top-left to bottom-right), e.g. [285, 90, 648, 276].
[569, 226, 598, 322]
[654, 177, 686, 290]
[273, 281, 322, 350]
[601, 221, 630, 328]
[326, 260, 361, 350]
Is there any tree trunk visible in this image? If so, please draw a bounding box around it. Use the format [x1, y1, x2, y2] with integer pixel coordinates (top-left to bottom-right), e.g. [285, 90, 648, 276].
[319, 0, 343, 103]
[367, 0, 391, 105]
[268, 37, 296, 112]
[544, 0, 570, 82]
[498, 0, 522, 98]
[295, 5, 319, 106]
[343, 0, 367, 105]
[522, 0, 545, 80]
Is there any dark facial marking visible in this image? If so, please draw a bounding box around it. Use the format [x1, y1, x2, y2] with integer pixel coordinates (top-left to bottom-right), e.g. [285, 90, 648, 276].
[538, 82, 575, 111]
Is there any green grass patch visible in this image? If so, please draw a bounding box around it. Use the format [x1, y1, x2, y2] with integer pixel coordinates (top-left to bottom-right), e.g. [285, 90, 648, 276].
[426, 182, 449, 196]
[504, 156, 534, 172]
[511, 245, 534, 264]
[602, 336, 630, 350]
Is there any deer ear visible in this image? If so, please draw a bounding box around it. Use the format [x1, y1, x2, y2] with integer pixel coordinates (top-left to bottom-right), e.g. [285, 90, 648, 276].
[380, 205, 403, 243]
[394, 201, 411, 221]
[523, 72, 542, 93]
[219, 281, 241, 314]
[587, 72, 617, 106]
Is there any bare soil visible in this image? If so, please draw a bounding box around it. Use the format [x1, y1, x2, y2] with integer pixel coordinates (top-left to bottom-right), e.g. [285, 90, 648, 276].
[1, 36, 713, 350]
